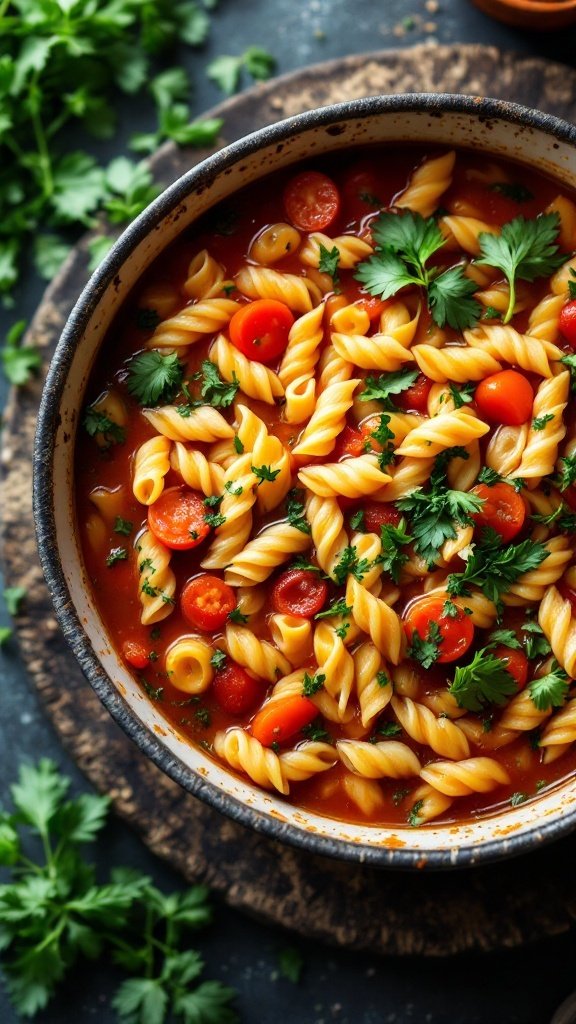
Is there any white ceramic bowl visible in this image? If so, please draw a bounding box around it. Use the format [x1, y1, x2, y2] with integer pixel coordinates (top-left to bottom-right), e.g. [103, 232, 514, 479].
[34, 94, 576, 868]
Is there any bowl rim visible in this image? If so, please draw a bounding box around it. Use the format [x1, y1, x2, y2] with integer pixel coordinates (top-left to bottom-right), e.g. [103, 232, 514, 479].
[33, 91, 576, 870]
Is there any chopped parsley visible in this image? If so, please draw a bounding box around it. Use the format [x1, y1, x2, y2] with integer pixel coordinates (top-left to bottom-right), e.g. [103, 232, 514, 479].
[126, 350, 183, 406]
[530, 503, 576, 534]
[510, 792, 528, 807]
[448, 647, 518, 712]
[106, 546, 128, 567]
[448, 381, 475, 409]
[332, 545, 372, 586]
[83, 408, 126, 448]
[251, 464, 281, 485]
[233, 434, 244, 453]
[301, 717, 333, 743]
[397, 454, 483, 566]
[376, 518, 413, 583]
[407, 620, 442, 669]
[204, 511, 226, 528]
[318, 243, 340, 287]
[198, 359, 239, 408]
[532, 413, 554, 431]
[360, 367, 420, 410]
[355, 210, 482, 330]
[477, 466, 503, 486]
[528, 663, 569, 711]
[224, 480, 243, 496]
[447, 527, 549, 608]
[285, 490, 311, 534]
[228, 608, 249, 625]
[522, 621, 552, 661]
[486, 628, 523, 651]
[302, 671, 326, 697]
[114, 516, 133, 536]
[349, 509, 366, 532]
[142, 681, 164, 702]
[408, 799, 425, 827]
[135, 307, 161, 331]
[210, 650, 227, 672]
[557, 453, 576, 491]
[315, 598, 352, 621]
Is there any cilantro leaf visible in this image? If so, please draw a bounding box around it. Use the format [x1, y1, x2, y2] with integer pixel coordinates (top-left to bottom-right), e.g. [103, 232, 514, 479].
[251, 464, 281, 485]
[332, 545, 372, 586]
[83, 408, 126, 448]
[528, 663, 569, 711]
[449, 648, 518, 712]
[127, 351, 184, 407]
[448, 381, 475, 409]
[355, 250, 422, 300]
[285, 490, 311, 534]
[477, 213, 564, 323]
[487, 629, 522, 651]
[532, 413, 555, 431]
[315, 598, 352, 620]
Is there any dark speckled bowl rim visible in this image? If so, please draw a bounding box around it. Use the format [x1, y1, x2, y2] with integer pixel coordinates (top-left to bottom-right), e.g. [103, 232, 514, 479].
[34, 92, 576, 870]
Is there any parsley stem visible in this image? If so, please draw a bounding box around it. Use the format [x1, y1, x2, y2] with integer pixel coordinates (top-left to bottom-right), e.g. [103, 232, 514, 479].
[29, 77, 54, 199]
[0, 0, 12, 17]
[503, 277, 516, 324]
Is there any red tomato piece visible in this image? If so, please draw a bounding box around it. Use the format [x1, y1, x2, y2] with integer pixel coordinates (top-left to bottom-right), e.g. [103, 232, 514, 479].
[341, 163, 382, 219]
[471, 482, 526, 542]
[492, 645, 529, 690]
[147, 487, 210, 550]
[122, 640, 149, 670]
[213, 662, 263, 716]
[359, 414, 387, 453]
[271, 569, 328, 618]
[283, 170, 340, 231]
[251, 694, 318, 746]
[181, 574, 236, 632]
[474, 370, 533, 425]
[403, 596, 474, 664]
[229, 299, 294, 363]
[333, 425, 365, 460]
[395, 373, 433, 414]
[559, 299, 576, 348]
[362, 501, 402, 534]
[354, 296, 389, 321]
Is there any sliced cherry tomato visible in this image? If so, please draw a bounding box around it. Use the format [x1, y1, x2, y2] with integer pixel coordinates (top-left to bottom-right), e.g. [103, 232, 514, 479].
[271, 568, 328, 618]
[212, 662, 263, 716]
[333, 425, 365, 460]
[403, 596, 474, 664]
[362, 501, 402, 534]
[181, 574, 236, 631]
[251, 694, 318, 746]
[474, 370, 533, 426]
[394, 373, 433, 414]
[122, 640, 149, 670]
[492, 645, 529, 690]
[471, 482, 526, 542]
[147, 486, 210, 550]
[283, 170, 340, 231]
[229, 298, 294, 363]
[559, 299, 576, 348]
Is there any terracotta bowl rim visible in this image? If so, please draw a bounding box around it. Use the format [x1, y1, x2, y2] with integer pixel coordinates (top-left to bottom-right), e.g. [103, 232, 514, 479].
[33, 92, 576, 870]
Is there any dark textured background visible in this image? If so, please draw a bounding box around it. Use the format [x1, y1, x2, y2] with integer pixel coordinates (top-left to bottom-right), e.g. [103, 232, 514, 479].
[2, 2, 576, 1022]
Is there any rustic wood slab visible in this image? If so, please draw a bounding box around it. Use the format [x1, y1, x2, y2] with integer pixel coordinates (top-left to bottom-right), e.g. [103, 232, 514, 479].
[3, 44, 576, 956]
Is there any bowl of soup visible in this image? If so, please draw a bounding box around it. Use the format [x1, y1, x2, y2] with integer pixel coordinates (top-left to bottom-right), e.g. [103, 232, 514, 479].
[34, 94, 576, 868]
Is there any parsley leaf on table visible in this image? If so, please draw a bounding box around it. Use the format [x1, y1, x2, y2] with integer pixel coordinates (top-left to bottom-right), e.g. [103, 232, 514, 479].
[1, 320, 42, 386]
[476, 213, 564, 323]
[355, 210, 482, 330]
[207, 46, 276, 95]
[127, 351, 184, 406]
[449, 648, 518, 712]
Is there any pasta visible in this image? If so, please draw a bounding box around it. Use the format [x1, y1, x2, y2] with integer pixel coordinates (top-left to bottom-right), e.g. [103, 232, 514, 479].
[77, 144, 576, 832]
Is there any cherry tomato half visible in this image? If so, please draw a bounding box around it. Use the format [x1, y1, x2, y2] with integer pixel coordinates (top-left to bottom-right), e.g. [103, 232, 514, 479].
[559, 299, 576, 349]
[271, 568, 328, 618]
[283, 170, 341, 232]
[213, 662, 263, 716]
[333, 425, 365, 460]
[229, 298, 294, 363]
[251, 694, 318, 746]
[122, 640, 149, 670]
[403, 596, 474, 664]
[147, 487, 210, 550]
[362, 501, 402, 534]
[394, 373, 433, 414]
[492, 645, 529, 690]
[474, 370, 533, 426]
[471, 482, 526, 543]
[181, 574, 236, 632]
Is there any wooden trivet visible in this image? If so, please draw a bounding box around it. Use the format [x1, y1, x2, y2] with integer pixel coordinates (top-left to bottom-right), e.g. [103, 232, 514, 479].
[3, 44, 576, 956]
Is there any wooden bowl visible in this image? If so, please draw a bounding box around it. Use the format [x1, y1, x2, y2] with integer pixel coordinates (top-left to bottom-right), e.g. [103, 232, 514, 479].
[473, 0, 576, 29]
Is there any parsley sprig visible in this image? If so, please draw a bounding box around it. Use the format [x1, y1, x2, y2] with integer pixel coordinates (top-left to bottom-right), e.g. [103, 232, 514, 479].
[449, 648, 518, 712]
[360, 367, 420, 410]
[446, 528, 550, 609]
[355, 210, 482, 330]
[0, 760, 237, 1023]
[127, 351, 184, 407]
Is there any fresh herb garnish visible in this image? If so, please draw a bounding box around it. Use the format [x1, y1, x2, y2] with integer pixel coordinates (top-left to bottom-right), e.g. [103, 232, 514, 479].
[360, 367, 420, 410]
[510, 791, 528, 807]
[315, 598, 352, 621]
[127, 350, 184, 406]
[557, 453, 576, 491]
[355, 210, 482, 330]
[114, 516, 133, 536]
[204, 511, 226, 528]
[376, 518, 413, 583]
[397, 454, 483, 566]
[199, 360, 239, 408]
[285, 490, 311, 534]
[332, 545, 372, 586]
[318, 243, 340, 287]
[228, 608, 249, 625]
[210, 650, 227, 672]
[0, 760, 236, 1022]
[302, 671, 326, 697]
[407, 621, 443, 669]
[448, 381, 475, 409]
[477, 466, 503, 486]
[251, 464, 281, 486]
[224, 480, 243, 496]
[532, 413, 555, 432]
[143, 680, 164, 702]
[301, 717, 333, 743]
[476, 213, 564, 323]
[349, 509, 366, 532]
[207, 47, 276, 95]
[530, 503, 576, 534]
[233, 435, 244, 454]
[408, 799, 425, 827]
[490, 182, 534, 203]
[528, 663, 569, 711]
[83, 408, 126, 448]
[449, 647, 518, 712]
[106, 546, 128, 567]
[522, 621, 552, 661]
[487, 628, 523, 651]
[447, 528, 549, 608]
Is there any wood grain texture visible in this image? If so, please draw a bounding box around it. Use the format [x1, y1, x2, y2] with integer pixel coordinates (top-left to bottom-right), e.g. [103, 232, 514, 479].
[3, 44, 576, 956]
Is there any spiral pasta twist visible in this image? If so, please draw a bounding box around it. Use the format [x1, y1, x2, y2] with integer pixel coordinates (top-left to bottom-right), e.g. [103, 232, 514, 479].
[270, 670, 355, 725]
[269, 614, 312, 666]
[313, 620, 355, 718]
[132, 435, 171, 505]
[249, 222, 302, 264]
[378, 301, 420, 348]
[408, 783, 454, 825]
[464, 325, 562, 377]
[235, 265, 320, 312]
[292, 378, 361, 457]
[165, 637, 214, 694]
[539, 700, 576, 764]
[136, 529, 176, 625]
[278, 305, 324, 421]
[538, 585, 576, 677]
[305, 494, 349, 581]
[395, 150, 455, 218]
[394, 410, 489, 458]
[446, 441, 481, 491]
[420, 757, 510, 796]
[316, 343, 354, 393]
[486, 424, 529, 478]
[527, 292, 565, 343]
[183, 249, 229, 300]
[224, 623, 291, 682]
[371, 457, 434, 502]
[390, 696, 470, 759]
[411, 343, 501, 384]
[143, 405, 234, 442]
[224, 522, 311, 587]
[213, 727, 287, 793]
[298, 453, 392, 499]
[440, 215, 498, 255]
[299, 231, 373, 269]
[346, 576, 403, 665]
[354, 642, 392, 727]
[502, 536, 570, 606]
[511, 371, 569, 482]
[336, 739, 421, 779]
[332, 331, 416, 372]
[200, 454, 257, 570]
[147, 298, 241, 349]
[342, 774, 385, 815]
[279, 741, 337, 782]
[169, 442, 225, 496]
[209, 334, 284, 405]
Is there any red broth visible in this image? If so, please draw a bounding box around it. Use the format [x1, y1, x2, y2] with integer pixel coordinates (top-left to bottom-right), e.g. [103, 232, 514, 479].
[75, 146, 576, 828]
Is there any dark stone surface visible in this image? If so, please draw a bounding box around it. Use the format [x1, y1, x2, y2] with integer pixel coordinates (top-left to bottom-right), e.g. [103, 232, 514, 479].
[2, 5, 576, 1022]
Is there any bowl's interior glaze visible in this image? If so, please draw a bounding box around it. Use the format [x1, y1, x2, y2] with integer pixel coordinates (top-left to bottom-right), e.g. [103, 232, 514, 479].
[37, 96, 576, 867]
